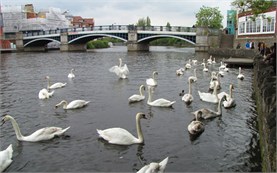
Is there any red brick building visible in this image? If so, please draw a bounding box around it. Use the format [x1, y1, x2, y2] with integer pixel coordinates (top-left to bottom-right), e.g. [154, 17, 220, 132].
[72, 16, 94, 28]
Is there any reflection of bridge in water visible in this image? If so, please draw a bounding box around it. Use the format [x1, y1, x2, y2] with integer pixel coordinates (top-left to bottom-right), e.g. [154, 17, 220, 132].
[15, 25, 215, 52]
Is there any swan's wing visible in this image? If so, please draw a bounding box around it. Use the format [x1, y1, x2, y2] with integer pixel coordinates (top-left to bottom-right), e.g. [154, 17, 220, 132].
[128, 95, 145, 102]
[50, 82, 66, 89]
[0, 144, 13, 172]
[121, 64, 129, 75]
[67, 100, 88, 108]
[97, 128, 137, 145]
[151, 99, 175, 107]
[27, 127, 69, 141]
[146, 78, 157, 86]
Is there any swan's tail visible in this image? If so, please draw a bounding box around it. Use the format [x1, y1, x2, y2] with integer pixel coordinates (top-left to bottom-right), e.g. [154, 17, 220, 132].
[85, 101, 90, 105]
[61, 126, 70, 134]
[159, 157, 169, 172]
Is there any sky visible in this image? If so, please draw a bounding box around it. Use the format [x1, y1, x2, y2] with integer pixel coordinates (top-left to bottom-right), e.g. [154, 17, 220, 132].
[1, 0, 234, 28]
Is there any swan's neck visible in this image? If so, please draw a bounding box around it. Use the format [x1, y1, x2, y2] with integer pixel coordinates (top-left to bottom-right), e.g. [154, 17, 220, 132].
[217, 97, 224, 115]
[62, 101, 68, 109]
[47, 78, 51, 88]
[136, 116, 144, 143]
[194, 69, 196, 77]
[147, 87, 152, 103]
[152, 73, 156, 79]
[212, 83, 218, 95]
[239, 68, 241, 74]
[229, 86, 233, 98]
[119, 59, 122, 67]
[139, 87, 144, 96]
[8, 116, 24, 140]
[188, 80, 192, 95]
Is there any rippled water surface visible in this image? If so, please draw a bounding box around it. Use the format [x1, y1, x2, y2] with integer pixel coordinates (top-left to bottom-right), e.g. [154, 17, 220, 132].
[0, 46, 261, 172]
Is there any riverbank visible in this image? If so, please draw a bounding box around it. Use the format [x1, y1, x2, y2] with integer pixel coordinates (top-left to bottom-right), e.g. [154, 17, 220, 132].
[253, 55, 276, 172]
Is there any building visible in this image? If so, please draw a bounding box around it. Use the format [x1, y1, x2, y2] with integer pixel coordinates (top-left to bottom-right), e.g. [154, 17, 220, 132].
[234, 2, 277, 49]
[72, 16, 94, 28]
[227, 10, 236, 35]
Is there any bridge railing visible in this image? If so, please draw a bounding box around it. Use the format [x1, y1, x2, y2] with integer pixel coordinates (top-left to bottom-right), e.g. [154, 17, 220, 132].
[22, 25, 196, 37]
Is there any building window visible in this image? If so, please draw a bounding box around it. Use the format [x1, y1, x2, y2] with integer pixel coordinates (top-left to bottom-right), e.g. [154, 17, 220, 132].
[239, 22, 245, 33]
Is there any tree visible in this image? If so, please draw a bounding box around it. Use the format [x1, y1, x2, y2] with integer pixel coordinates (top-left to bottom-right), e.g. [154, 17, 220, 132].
[195, 6, 223, 29]
[136, 16, 151, 27]
[231, 0, 274, 18]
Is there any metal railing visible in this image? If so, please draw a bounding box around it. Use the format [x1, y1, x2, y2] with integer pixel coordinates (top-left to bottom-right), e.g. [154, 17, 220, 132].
[22, 25, 196, 37]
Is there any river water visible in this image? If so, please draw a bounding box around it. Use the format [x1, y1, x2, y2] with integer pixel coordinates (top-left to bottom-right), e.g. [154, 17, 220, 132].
[0, 46, 261, 172]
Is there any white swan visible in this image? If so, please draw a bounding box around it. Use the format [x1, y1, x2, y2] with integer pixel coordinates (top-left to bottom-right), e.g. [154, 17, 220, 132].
[191, 95, 227, 119]
[198, 81, 219, 103]
[55, 100, 90, 110]
[219, 61, 226, 70]
[212, 57, 216, 64]
[68, 68, 75, 78]
[147, 86, 175, 107]
[209, 73, 221, 90]
[109, 58, 129, 79]
[0, 144, 13, 172]
[45, 76, 66, 90]
[146, 71, 158, 87]
[188, 112, 205, 135]
[176, 68, 184, 76]
[1, 115, 70, 142]
[97, 112, 147, 145]
[223, 64, 229, 72]
[38, 88, 54, 99]
[192, 59, 197, 65]
[201, 59, 205, 66]
[218, 67, 225, 77]
[203, 63, 208, 72]
[218, 84, 236, 108]
[137, 157, 169, 173]
[207, 55, 212, 65]
[182, 78, 194, 105]
[185, 59, 192, 69]
[128, 85, 145, 103]
[188, 69, 197, 82]
[237, 67, 244, 80]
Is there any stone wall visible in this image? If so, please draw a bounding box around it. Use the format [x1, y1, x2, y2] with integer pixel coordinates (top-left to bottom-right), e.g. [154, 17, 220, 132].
[253, 55, 276, 172]
[208, 47, 259, 58]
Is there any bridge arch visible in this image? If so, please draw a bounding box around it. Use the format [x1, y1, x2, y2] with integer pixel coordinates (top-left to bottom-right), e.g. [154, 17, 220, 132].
[68, 33, 128, 44]
[24, 38, 61, 47]
[137, 35, 195, 45]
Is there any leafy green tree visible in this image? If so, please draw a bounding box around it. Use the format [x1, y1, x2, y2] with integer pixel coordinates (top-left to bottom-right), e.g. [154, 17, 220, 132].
[195, 6, 223, 29]
[231, 0, 273, 19]
[137, 16, 151, 27]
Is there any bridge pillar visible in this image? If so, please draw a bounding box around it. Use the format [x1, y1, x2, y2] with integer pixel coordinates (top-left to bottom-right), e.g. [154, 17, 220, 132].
[195, 27, 209, 52]
[60, 32, 87, 52]
[15, 32, 24, 52]
[127, 30, 149, 51]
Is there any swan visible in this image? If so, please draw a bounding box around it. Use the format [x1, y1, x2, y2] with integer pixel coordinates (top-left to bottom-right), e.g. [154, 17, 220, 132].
[207, 56, 212, 65]
[185, 59, 191, 69]
[198, 81, 219, 103]
[146, 71, 158, 87]
[219, 61, 226, 70]
[137, 157, 169, 173]
[201, 59, 205, 66]
[237, 67, 244, 80]
[191, 95, 227, 120]
[218, 67, 225, 77]
[1, 115, 70, 142]
[0, 144, 13, 172]
[212, 57, 216, 64]
[55, 100, 90, 109]
[45, 76, 66, 90]
[188, 69, 197, 82]
[147, 86, 176, 107]
[182, 78, 194, 105]
[209, 73, 221, 90]
[223, 64, 229, 72]
[128, 85, 145, 103]
[188, 112, 205, 135]
[38, 88, 54, 99]
[68, 68, 75, 78]
[192, 59, 197, 65]
[109, 58, 129, 79]
[176, 68, 184, 76]
[218, 84, 236, 108]
[97, 112, 147, 145]
[210, 71, 218, 81]
[203, 63, 208, 72]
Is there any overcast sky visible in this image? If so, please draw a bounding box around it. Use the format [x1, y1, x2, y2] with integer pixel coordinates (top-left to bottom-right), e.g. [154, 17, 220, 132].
[1, 0, 234, 28]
